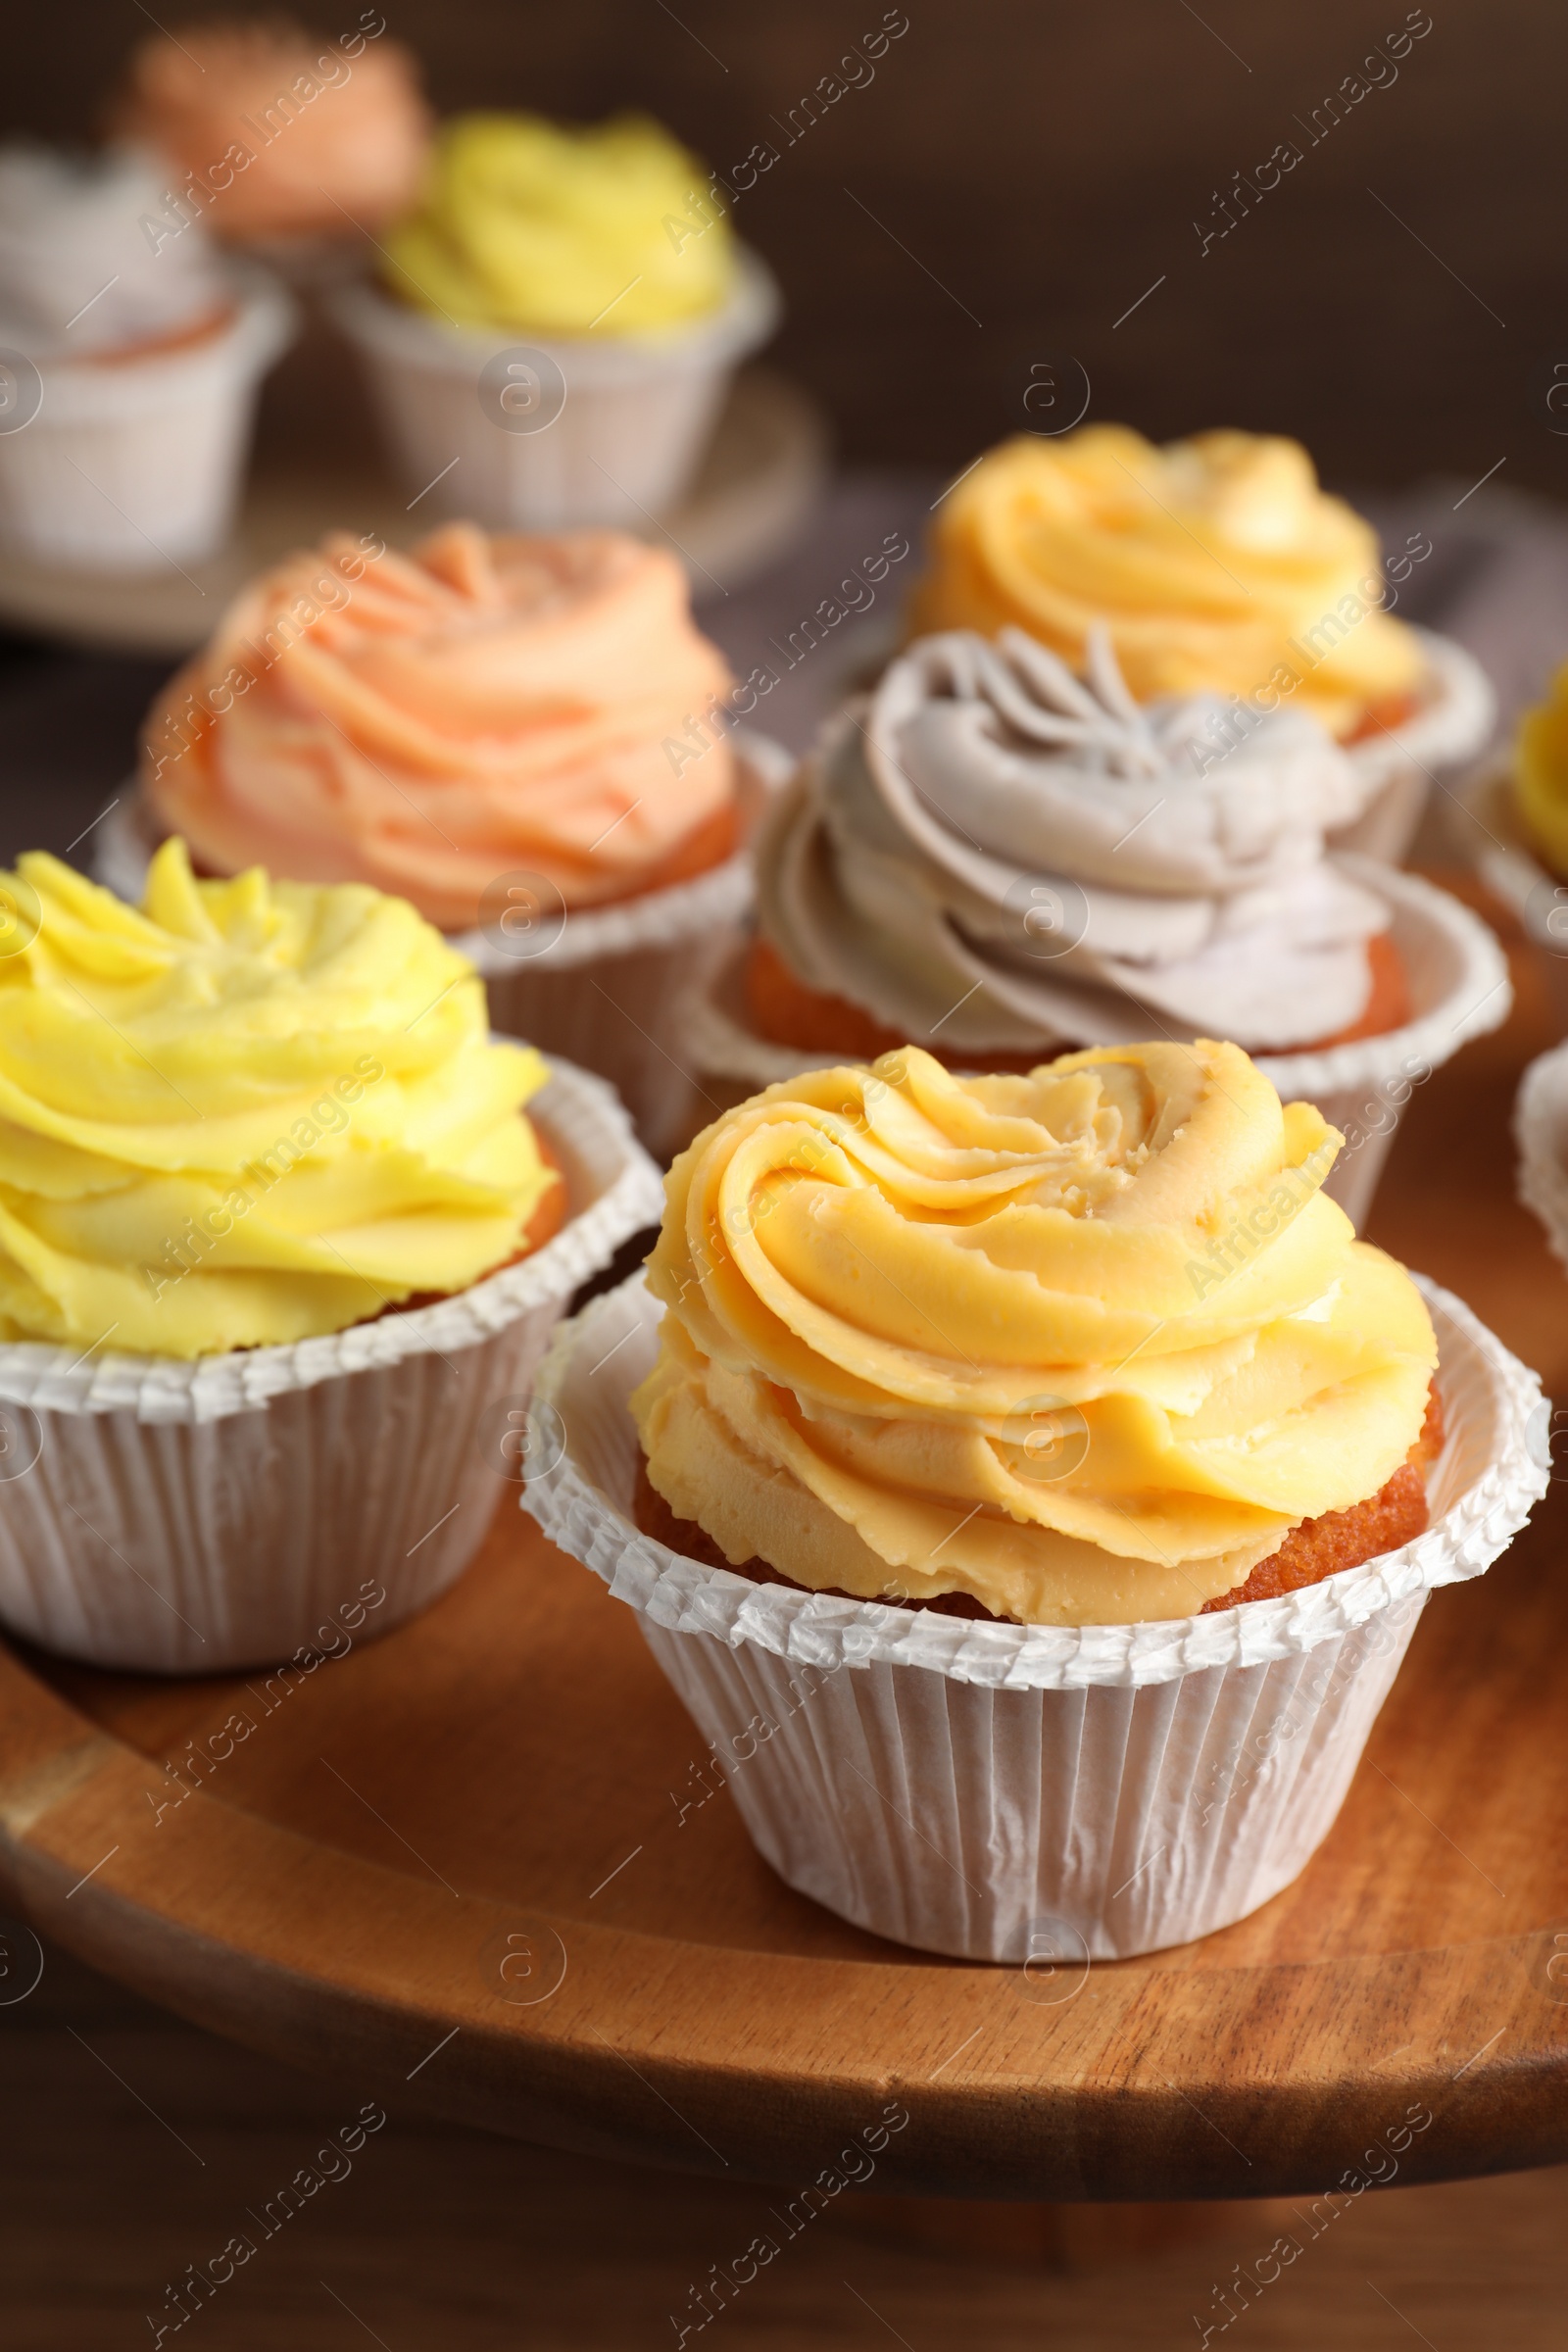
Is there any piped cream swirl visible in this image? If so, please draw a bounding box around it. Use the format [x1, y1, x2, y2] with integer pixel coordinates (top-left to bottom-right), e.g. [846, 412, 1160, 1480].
[0, 841, 557, 1358]
[756, 627, 1390, 1054]
[634, 1042, 1436, 1625]
[908, 425, 1424, 738]
[142, 524, 736, 930]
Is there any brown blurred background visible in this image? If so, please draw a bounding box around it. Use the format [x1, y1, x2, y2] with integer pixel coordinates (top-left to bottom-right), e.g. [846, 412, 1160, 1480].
[3, 0, 1565, 491]
[4, 13, 1568, 2346]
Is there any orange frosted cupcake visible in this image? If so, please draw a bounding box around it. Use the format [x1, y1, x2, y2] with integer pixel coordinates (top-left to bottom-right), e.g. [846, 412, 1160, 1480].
[139, 523, 739, 925]
[119, 522, 781, 1152]
[113, 17, 430, 252]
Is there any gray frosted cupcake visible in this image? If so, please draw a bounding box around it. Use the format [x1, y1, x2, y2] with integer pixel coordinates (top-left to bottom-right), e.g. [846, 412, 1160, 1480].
[692, 628, 1509, 1226]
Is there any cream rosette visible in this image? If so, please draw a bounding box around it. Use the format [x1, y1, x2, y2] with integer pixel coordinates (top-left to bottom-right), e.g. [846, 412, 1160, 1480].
[0, 839, 558, 1358]
[633, 1040, 1437, 1627]
[908, 426, 1425, 739]
[140, 525, 738, 932]
[758, 626, 1393, 1054]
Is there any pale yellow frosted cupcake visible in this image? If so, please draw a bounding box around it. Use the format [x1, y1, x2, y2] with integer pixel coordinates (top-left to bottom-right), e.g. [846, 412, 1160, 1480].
[523, 1036, 1544, 1961]
[631, 1040, 1439, 1626]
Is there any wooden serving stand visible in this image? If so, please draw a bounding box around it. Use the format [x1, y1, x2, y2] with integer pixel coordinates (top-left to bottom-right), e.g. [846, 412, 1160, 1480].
[0, 878, 1566, 2245]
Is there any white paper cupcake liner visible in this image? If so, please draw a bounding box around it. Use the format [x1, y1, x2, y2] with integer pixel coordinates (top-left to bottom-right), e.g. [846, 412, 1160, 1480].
[97, 734, 792, 1163]
[326, 249, 780, 533]
[1334, 627, 1495, 863]
[0, 1058, 662, 1676]
[1513, 1038, 1568, 1274]
[679, 858, 1510, 1233]
[524, 1271, 1545, 1961]
[0, 268, 295, 571]
[1446, 756, 1568, 1028]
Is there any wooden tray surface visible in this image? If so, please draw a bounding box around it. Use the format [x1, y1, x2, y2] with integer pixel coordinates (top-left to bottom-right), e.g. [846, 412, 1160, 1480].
[1, 878, 1566, 2202]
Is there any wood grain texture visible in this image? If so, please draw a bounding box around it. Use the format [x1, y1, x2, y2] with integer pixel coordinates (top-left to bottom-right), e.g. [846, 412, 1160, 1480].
[1, 1946, 1565, 2348]
[0, 872, 1562, 2204]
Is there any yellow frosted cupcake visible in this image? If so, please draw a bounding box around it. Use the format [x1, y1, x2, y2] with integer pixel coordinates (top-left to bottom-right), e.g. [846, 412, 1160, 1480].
[383, 111, 736, 336]
[1513, 658, 1568, 879]
[113, 16, 431, 250]
[332, 110, 779, 530]
[0, 842, 661, 1672]
[523, 1038, 1544, 1959]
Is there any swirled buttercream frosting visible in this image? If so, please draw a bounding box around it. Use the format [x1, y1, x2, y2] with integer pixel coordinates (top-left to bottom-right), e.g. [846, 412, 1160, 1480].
[142, 524, 737, 931]
[756, 627, 1390, 1054]
[633, 1041, 1437, 1625]
[382, 112, 734, 335]
[0, 841, 557, 1358]
[0, 146, 227, 357]
[909, 425, 1424, 739]
[115, 20, 430, 240]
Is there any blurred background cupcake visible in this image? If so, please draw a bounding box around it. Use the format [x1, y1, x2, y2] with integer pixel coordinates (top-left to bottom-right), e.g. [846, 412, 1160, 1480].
[909, 424, 1494, 862]
[0, 143, 292, 569]
[685, 626, 1509, 1224]
[330, 108, 781, 529]
[110, 13, 432, 277]
[1513, 659, 1568, 882]
[101, 518, 789, 1152]
[1444, 655, 1568, 1018]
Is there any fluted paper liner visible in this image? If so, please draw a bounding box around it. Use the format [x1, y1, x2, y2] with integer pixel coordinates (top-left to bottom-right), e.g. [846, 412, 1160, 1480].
[681, 858, 1510, 1234]
[1447, 758, 1568, 1034]
[1335, 627, 1494, 862]
[0, 1059, 662, 1674]
[328, 250, 780, 534]
[97, 735, 792, 1161]
[523, 1270, 1545, 1961]
[0, 269, 295, 570]
[1514, 1038, 1568, 1276]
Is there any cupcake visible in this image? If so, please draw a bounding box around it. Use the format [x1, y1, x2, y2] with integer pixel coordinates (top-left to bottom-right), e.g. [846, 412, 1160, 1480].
[524, 1042, 1545, 1960]
[0, 145, 292, 568]
[1514, 660, 1568, 878]
[329, 111, 780, 529]
[685, 628, 1510, 1228]
[0, 840, 661, 1673]
[112, 15, 431, 268]
[1451, 657, 1568, 1014]
[106, 521, 786, 1153]
[1514, 1036, 1568, 1273]
[910, 426, 1494, 861]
